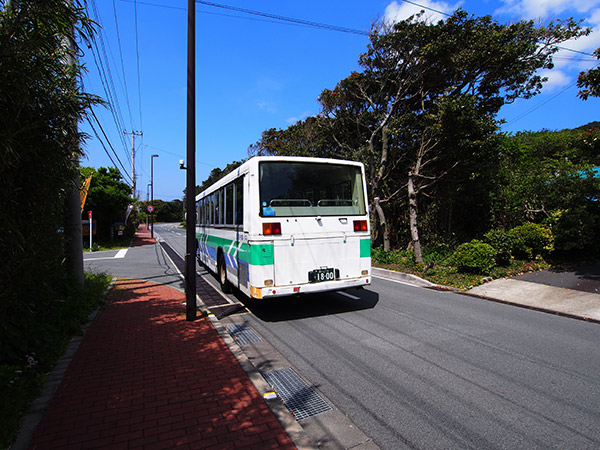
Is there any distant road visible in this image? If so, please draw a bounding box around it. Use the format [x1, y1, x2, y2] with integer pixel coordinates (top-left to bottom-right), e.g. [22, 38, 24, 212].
[154, 223, 600, 449]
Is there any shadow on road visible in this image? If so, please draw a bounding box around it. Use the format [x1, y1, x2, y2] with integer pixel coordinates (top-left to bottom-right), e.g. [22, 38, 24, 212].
[235, 287, 379, 322]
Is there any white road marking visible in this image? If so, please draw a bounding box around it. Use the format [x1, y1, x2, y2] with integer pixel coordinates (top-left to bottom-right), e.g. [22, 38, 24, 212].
[373, 275, 424, 287]
[337, 291, 360, 300]
[84, 248, 128, 261]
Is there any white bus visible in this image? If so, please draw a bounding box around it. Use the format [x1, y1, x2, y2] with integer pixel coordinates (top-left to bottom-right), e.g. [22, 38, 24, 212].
[195, 156, 371, 299]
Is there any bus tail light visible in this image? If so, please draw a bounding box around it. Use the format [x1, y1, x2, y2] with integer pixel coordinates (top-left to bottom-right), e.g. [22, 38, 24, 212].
[353, 220, 368, 232]
[263, 222, 282, 235]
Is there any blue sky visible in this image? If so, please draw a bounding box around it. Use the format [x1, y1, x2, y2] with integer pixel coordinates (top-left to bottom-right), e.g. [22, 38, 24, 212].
[80, 0, 600, 201]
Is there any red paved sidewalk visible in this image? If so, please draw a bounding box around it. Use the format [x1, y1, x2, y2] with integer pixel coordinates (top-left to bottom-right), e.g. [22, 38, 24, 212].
[130, 224, 156, 247]
[28, 279, 296, 450]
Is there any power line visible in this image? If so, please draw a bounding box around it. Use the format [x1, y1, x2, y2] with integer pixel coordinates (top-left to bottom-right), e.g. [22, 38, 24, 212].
[85, 0, 130, 159]
[88, 109, 133, 184]
[112, 0, 135, 128]
[398, 0, 452, 18]
[396, 0, 596, 57]
[195, 0, 369, 36]
[145, 144, 219, 168]
[505, 80, 578, 125]
[134, 0, 144, 129]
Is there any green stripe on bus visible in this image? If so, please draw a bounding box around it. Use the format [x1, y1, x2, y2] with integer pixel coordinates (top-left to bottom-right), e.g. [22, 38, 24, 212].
[198, 233, 274, 266]
[360, 238, 371, 257]
[238, 243, 274, 266]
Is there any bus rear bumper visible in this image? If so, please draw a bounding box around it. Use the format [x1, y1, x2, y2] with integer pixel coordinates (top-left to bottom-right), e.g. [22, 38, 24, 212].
[253, 276, 371, 299]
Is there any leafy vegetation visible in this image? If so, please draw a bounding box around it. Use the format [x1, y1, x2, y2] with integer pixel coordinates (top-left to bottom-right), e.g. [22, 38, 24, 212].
[0, 273, 111, 449]
[452, 241, 497, 274]
[1, 1, 99, 351]
[250, 10, 588, 263]
[0, 4, 112, 446]
[372, 245, 550, 290]
[138, 198, 185, 224]
[81, 166, 138, 241]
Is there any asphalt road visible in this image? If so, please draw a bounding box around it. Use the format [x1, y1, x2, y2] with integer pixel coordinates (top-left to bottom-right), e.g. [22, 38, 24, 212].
[113, 224, 600, 449]
[515, 263, 600, 294]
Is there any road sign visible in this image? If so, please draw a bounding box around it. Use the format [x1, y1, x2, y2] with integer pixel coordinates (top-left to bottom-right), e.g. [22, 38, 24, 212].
[147, 205, 154, 213]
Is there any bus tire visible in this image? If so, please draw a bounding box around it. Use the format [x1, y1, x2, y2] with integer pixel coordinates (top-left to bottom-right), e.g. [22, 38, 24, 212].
[218, 252, 232, 293]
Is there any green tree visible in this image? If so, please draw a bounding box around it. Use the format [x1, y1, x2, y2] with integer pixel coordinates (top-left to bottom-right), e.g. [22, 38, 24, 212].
[577, 48, 600, 99]
[140, 199, 184, 223]
[319, 10, 586, 260]
[81, 167, 134, 240]
[249, 117, 341, 159]
[196, 160, 246, 193]
[493, 128, 600, 255]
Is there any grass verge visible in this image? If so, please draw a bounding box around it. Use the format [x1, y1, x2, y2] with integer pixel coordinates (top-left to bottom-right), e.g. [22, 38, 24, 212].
[84, 236, 131, 252]
[0, 272, 111, 449]
[372, 246, 550, 290]
[374, 260, 550, 290]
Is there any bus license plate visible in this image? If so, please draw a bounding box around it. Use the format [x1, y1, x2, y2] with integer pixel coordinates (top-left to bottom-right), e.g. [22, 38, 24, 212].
[312, 268, 335, 282]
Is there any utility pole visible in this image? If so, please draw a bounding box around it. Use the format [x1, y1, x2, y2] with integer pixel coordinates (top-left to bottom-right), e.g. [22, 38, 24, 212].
[124, 130, 143, 199]
[185, 0, 197, 321]
[63, 0, 84, 287]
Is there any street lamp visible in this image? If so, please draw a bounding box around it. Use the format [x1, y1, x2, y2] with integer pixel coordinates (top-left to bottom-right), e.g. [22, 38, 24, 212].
[146, 183, 151, 228]
[151, 154, 159, 238]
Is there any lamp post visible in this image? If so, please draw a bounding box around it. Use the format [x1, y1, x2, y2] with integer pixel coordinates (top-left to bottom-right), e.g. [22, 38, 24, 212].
[146, 183, 151, 228]
[151, 154, 159, 238]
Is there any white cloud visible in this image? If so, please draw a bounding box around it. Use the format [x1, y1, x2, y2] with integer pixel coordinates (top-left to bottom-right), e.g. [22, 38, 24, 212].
[548, 22, 600, 72]
[496, 0, 600, 19]
[257, 100, 277, 113]
[285, 111, 311, 125]
[538, 68, 572, 90]
[383, 0, 458, 25]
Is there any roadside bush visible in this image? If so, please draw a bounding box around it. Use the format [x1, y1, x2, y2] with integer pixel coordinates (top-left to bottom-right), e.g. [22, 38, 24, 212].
[508, 222, 553, 260]
[371, 246, 413, 265]
[452, 240, 497, 274]
[552, 206, 600, 255]
[484, 229, 515, 266]
[1, 272, 110, 448]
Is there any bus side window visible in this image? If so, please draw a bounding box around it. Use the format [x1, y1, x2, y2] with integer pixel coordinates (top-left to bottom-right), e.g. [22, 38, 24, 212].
[235, 177, 243, 225]
[215, 190, 221, 225]
[225, 184, 234, 225]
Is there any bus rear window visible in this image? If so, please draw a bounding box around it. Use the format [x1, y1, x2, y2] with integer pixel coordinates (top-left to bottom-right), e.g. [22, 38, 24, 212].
[259, 161, 366, 217]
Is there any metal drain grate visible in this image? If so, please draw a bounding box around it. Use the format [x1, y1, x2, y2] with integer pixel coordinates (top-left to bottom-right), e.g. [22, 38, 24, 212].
[263, 368, 332, 420]
[226, 323, 262, 346]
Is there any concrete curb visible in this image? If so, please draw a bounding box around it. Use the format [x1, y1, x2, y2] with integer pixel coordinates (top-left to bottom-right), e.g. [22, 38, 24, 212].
[207, 314, 315, 450]
[372, 267, 440, 288]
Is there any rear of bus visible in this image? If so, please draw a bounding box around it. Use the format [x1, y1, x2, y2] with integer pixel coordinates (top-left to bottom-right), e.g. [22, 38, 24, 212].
[246, 157, 371, 299]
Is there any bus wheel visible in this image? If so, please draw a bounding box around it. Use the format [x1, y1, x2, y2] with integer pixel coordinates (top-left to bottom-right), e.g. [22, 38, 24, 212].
[218, 253, 232, 293]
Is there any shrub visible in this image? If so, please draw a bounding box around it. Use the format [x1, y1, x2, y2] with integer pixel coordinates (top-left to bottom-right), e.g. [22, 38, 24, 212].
[508, 222, 553, 260]
[552, 206, 600, 255]
[452, 240, 497, 274]
[371, 246, 413, 265]
[484, 229, 515, 266]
